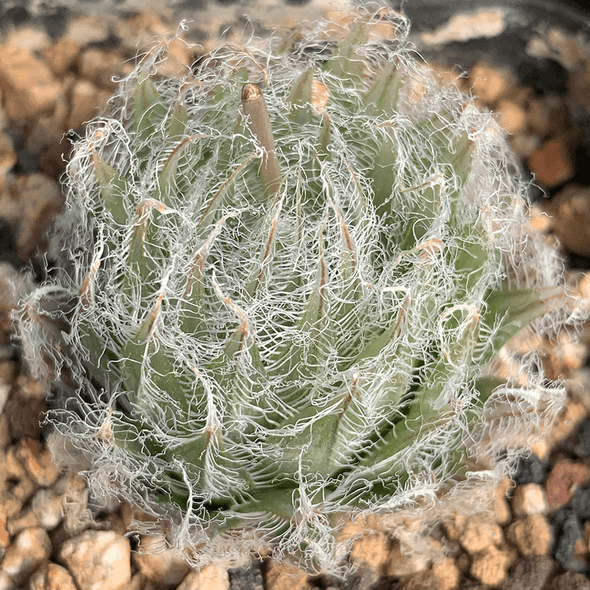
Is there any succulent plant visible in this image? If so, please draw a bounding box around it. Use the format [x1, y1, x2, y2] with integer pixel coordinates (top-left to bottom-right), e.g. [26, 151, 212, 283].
[18, 10, 575, 574]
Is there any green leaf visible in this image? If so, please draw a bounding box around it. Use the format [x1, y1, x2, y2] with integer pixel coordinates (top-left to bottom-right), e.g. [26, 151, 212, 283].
[94, 159, 128, 225]
[232, 487, 297, 519]
[132, 74, 168, 142]
[324, 21, 369, 87]
[167, 102, 189, 142]
[287, 67, 314, 125]
[482, 287, 545, 359]
[367, 134, 397, 215]
[363, 61, 402, 117]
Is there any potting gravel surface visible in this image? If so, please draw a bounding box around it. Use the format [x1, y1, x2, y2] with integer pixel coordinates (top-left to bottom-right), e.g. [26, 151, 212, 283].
[1, 1, 590, 589]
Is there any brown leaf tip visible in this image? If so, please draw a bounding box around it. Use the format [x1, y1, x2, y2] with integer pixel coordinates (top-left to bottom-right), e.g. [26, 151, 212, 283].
[242, 83, 263, 103]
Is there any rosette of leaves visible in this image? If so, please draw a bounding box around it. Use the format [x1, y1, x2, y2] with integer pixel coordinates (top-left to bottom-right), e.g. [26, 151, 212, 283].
[18, 12, 568, 573]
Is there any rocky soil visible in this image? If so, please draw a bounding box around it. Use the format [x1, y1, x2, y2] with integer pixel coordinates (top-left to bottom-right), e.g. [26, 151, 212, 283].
[1, 3, 590, 589]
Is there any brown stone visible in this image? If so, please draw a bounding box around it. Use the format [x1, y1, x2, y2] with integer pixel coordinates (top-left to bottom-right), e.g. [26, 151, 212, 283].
[1, 526, 52, 585]
[133, 535, 191, 588]
[569, 61, 590, 112]
[58, 530, 131, 590]
[265, 562, 312, 590]
[528, 136, 576, 188]
[13, 173, 64, 259]
[176, 565, 229, 590]
[497, 99, 527, 134]
[506, 514, 552, 556]
[67, 79, 101, 130]
[550, 571, 590, 590]
[44, 38, 81, 76]
[77, 48, 129, 89]
[527, 96, 571, 139]
[546, 184, 590, 257]
[0, 46, 63, 124]
[460, 517, 503, 555]
[29, 562, 78, 590]
[16, 438, 60, 487]
[0, 132, 16, 179]
[470, 63, 514, 105]
[545, 460, 590, 510]
[470, 548, 513, 587]
[429, 558, 460, 590]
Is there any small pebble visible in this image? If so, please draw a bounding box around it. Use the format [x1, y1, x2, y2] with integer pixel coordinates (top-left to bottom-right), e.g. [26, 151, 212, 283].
[177, 564, 230, 590]
[513, 453, 549, 485]
[29, 562, 77, 590]
[507, 514, 552, 556]
[0, 526, 52, 585]
[546, 460, 590, 510]
[550, 571, 590, 590]
[470, 548, 513, 587]
[58, 529, 131, 590]
[228, 561, 264, 590]
[553, 511, 586, 572]
[512, 483, 548, 517]
[133, 535, 191, 588]
[460, 517, 503, 555]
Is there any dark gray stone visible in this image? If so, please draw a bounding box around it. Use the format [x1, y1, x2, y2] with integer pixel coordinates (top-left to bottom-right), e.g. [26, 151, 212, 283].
[499, 555, 554, 590]
[228, 561, 264, 590]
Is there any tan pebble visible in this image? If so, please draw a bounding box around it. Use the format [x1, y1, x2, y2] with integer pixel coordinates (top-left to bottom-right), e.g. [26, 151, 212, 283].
[460, 517, 503, 555]
[6, 506, 40, 536]
[528, 136, 576, 188]
[497, 99, 527, 134]
[133, 535, 191, 587]
[528, 204, 553, 233]
[265, 562, 312, 590]
[11, 173, 64, 260]
[545, 460, 590, 510]
[546, 184, 590, 258]
[512, 483, 548, 516]
[176, 564, 229, 590]
[494, 478, 512, 526]
[430, 558, 460, 590]
[44, 38, 81, 76]
[31, 488, 64, 530]
[4, 27, 50, 52]
[470, 63, 513, 104]
[77, 48, 131, 89]
[67, 80, 101, 130]
[507, 514, 552, 555]
[470, 548, 513, 587]
[24, 95, 70, 154]
[0, 507, 9, 551]
[530, 438, 551, 461]
[351, 533, 390, 573]
[442, 513, 467, 542]
[58, 530, 131, 590]
[1, 526, 52, 585]
[0, 46, 63, 123]
[0, 133, 16, 178]
[549, 400, 588, 448]
[16, 438, 60, 487]
[29, 562, 78, 590]
[386, 540, 431, 577]
[0, 570, 15, 590]
[65, 15, 110, 45]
